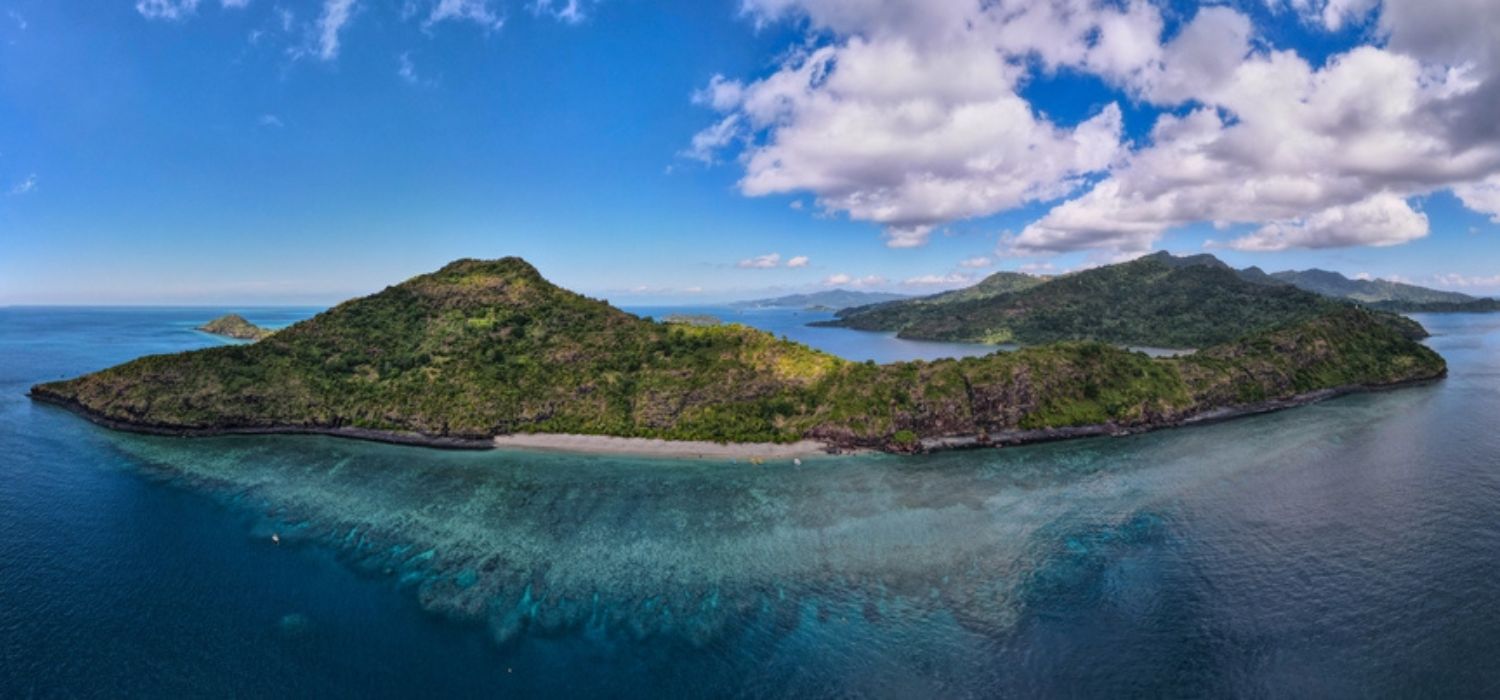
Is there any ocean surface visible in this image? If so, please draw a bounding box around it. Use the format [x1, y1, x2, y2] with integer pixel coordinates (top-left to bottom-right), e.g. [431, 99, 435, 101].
[3, 306, 1499, 697]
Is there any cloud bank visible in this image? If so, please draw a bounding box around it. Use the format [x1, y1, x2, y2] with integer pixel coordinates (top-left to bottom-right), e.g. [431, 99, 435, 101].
[692, 0, 1500, 254]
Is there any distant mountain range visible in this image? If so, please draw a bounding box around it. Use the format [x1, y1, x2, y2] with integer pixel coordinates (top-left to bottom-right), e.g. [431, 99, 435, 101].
[729, 289, 910, 310]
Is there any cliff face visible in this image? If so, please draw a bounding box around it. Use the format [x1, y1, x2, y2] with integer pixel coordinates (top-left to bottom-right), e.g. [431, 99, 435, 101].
[30, 258, 1445, 453]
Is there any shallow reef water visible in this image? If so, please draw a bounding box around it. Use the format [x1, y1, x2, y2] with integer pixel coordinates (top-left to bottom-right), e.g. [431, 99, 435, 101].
[5, 308, 1500, 696]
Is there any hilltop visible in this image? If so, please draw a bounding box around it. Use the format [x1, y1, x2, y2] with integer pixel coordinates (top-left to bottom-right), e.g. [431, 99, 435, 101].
[30, 257, 1444, 453]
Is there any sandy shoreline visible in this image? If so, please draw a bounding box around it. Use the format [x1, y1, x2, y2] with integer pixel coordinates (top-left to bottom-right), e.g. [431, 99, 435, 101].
[492, 433, 838, 459]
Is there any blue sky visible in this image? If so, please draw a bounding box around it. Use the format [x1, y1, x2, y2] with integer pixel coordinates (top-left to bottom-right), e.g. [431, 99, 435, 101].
[1, 0, 1497, 305]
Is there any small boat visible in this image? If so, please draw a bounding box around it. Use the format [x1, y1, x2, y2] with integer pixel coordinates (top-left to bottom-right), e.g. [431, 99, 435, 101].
[793, 458, 802, 466]
[271, 533, 281, 545]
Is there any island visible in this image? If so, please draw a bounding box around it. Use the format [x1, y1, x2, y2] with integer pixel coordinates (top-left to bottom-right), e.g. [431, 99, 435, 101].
[197, 314, 273, 341]
[823, 254, 1494, 347]
[1267, 268, 1500, 313]
[29, 256, 1444, 454]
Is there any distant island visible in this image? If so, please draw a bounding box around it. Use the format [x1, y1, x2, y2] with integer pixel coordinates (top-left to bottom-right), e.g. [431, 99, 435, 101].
[730, 289, 910, 310]
[30, 257, 1444, 454]
[820, 252, 1486, 345]
[1262, 268, 1499, 313]
[197, 314, 272, 341]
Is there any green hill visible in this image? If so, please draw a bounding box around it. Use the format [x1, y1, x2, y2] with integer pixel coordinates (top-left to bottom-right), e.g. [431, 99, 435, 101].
[30, 257, 1444, 452]
[821, 252, 1380, 348]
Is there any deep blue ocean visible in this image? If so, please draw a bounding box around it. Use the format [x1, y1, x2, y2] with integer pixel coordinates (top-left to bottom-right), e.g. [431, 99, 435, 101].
[3, 306, 1500, 697]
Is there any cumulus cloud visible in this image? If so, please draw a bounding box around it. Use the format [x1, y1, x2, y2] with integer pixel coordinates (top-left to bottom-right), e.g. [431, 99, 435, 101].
[1014, 9, 1500, 255]
[958, 256, 992, 268]
[690, 0, 1139, 248]
[257, 114, 284, 127]
[1453, 175, 1500, 223]
[823, 273, 886, 288]
[903, 272, 972, 287]
[738, 253, 782, 269]
[698, 0, 1500, 256]
[738, 252, 812, 269]
[1225, 193, 1429, 251]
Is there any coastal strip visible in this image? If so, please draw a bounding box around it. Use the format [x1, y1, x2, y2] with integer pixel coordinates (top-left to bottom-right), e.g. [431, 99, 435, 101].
[914, 376, 1444, 452]
[31, 374, 1441, 459]
[27, 390, 495, 450]
[491, 433, 839, 459]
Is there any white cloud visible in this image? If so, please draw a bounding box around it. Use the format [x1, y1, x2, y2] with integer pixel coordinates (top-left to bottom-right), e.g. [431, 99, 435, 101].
[682, 115, 739, 163]
[903, 272, 972, 287]
[692, 0, 1137, 248]
[700, 1, 1500, 256]
[397, 52, 421, 84]
[1429, 273, 1500, 290]
[1453, 175, 1500, 223]
[822, 273, 885, 288]
[425, 0, 504, 31]
[738, 252, 782, 269]
[1226, 193, 1429, 251]
[257, 114, 284, 128]
[1353, 272, 1374, 281]
[786, 255, 810, 268]
[8, 173, 36, 196]
[135, 0, 247, 20]
[8, 10, 28, 30]
[136, 0, 201, 20]
[1016, 23, 1500, 255]
[314, 0, 357, 61]
[958, 256, 992, 268]
[532, 0, 588, 24]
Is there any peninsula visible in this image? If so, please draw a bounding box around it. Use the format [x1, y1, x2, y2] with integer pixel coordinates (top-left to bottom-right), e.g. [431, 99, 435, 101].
[30, 256, 1444, 454]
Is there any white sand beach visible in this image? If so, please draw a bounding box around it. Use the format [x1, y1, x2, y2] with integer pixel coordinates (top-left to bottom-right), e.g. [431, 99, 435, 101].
[491, 433, 839, 459]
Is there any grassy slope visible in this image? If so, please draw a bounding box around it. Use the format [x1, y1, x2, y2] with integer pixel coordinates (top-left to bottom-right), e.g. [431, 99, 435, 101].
[31, 258, 1445, 451]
